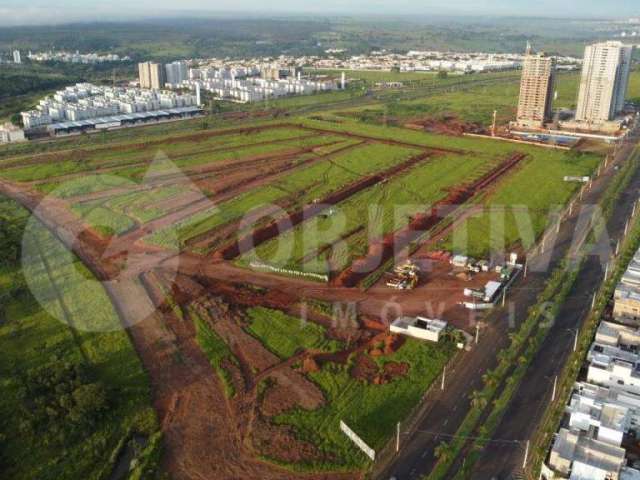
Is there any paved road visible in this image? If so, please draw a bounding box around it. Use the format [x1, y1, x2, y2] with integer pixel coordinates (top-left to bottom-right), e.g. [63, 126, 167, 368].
[376, 132, 638, 480]
[465, 132, 640, 479]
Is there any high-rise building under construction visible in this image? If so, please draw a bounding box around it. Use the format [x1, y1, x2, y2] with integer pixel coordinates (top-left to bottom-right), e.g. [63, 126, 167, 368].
[515, 46, 556, 129]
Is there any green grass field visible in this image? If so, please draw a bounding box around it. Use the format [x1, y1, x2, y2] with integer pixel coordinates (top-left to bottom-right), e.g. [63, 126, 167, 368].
[0, 104, 607, 268]
[0, 196, 160, 480]
[244, 151, 503, 274]
[246, 307, 342, 358]
[438, 150, 601, 257]
[146, 141, 422, 249]
[1, 125, 318, 184]
[272, 338, 456, 471]
[192, 310, 238, 398]
[240, 305, 456, 471]
[328, 70, 640, 128]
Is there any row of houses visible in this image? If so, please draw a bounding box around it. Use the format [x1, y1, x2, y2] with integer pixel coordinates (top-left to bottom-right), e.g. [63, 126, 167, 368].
[542, 248, 640, 479]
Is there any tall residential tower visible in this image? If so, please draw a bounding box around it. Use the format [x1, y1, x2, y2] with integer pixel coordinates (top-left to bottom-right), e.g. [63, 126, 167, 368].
[165, 61, 189, 86]
[575, 41, 634, 125]
[138, 62, 166, 90]
[515, 47, 556, 129]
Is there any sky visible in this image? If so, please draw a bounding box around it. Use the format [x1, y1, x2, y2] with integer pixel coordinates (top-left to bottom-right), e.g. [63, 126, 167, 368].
[0, 0, 638, 26]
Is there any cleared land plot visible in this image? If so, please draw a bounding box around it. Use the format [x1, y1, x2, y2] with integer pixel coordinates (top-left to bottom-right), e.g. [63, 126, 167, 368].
[272, 338, 456, 471]
[244, 151, 504, 275]
[241, 120, 602, 277]
[0, 125, 317, 185]
[1, 124, 351, 239]
[236, 305, 455, 471]
[145, 141, 423, 250]
[436, 150, 602, 258]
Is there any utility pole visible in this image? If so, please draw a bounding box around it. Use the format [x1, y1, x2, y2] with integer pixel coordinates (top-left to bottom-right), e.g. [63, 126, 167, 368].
[522, 440, 530, 469]
[491, 110, 497, 137]
[591, 293, 597, 309]
[396, 422, 400, 453]
[441, 366, 446, 391]
[551, 375, 557, 402]
[573, 330, 578, 352]
[475, 324, 480, 344]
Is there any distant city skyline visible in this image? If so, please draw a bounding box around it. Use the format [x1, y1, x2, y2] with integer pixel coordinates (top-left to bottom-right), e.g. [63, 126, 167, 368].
[0, 1, 638, 27]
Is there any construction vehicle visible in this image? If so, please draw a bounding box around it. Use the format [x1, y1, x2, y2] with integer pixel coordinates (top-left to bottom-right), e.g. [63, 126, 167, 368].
[386, 260, 420, 290]
[394, 260, 420, 276]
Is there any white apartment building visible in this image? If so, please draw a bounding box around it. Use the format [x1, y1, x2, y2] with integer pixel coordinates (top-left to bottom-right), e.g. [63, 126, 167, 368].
[180, 68, 338, 103]
[0, 123, 26, 144]
[567, 388, 631, 446]
[21, 83, 197, 129]
[165, 61, 189, 86]
[12, 49, 21, 64]
[546, 428, 629, 480]
[575, 42, 634, 125]
[614, 251, 640, 325]
[27, 51, 128, 64]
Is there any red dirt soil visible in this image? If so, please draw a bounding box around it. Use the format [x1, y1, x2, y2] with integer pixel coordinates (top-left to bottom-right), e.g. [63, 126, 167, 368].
[214, 150, 435, 260]
[334, 152, 527, 287]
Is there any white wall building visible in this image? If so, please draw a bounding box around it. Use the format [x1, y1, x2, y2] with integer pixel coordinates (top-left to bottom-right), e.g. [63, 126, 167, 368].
[165, 61, 189, 87]
[614, 251, 640, 326]
[567, 389, 631, 447]
[27, 50, 128, 64]
[575, 41, 634, 125]
[12, 49, 21, 64]
[547, 428, 627, 479]
[0, 123, 26, 143]
[21, 83, 197, 129]
[179, 68, 338, 104]
[390, 317, 447, 342]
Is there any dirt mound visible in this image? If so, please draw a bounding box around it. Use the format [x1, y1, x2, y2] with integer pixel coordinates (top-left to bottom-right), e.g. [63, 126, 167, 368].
[302, 357, 321, 374]
[260, 381, 305, 417]
[405, 115, 484, 136]
[252, 418, 326, 466]
[383, 361, 409, 379]
[221, 357, 246, 397]
[351, 353, 379, 383]
[423, 250, 452, 262]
